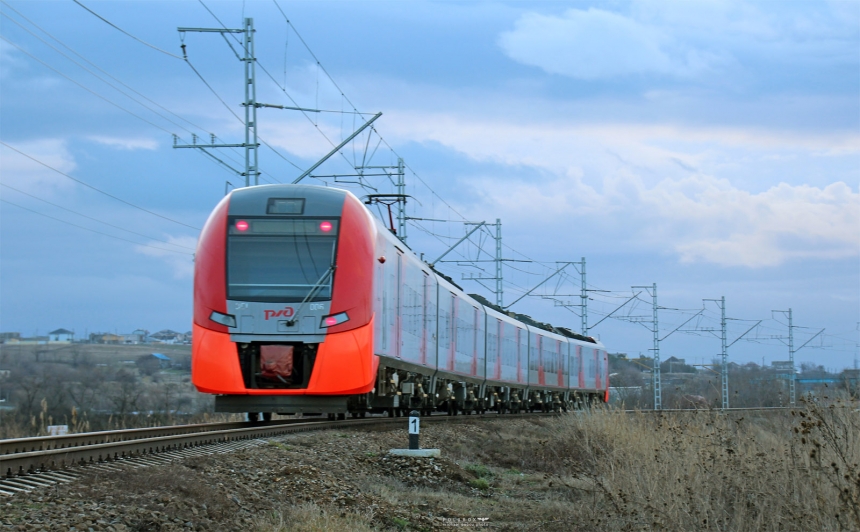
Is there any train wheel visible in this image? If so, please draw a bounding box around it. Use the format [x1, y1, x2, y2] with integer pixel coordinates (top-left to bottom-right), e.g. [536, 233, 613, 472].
[360, 412, 367, 418]
[351, 412, 358, 418]
[337, 413, 346, 420]
[262, 412, 272, 422]
[327, 413, 336, 420]
[247, 412, 260, 422]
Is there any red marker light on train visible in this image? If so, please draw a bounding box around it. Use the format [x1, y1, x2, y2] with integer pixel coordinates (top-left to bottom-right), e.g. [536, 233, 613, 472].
[320, 311, 349, 328]
[319, 221, 333, 232]
[236, 220, 249, 232]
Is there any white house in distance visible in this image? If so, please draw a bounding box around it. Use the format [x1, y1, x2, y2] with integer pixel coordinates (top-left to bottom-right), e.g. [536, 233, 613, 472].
[48, 329, 74, 343]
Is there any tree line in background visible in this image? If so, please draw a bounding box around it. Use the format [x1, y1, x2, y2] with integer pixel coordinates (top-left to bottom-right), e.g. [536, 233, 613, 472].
[0, 344, 216, 438]
[609, 354, 860, 409]
[2, 345, 858, 438]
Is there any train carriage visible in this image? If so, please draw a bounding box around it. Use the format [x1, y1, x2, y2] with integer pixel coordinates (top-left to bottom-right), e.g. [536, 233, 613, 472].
[192, 184, 609, 419]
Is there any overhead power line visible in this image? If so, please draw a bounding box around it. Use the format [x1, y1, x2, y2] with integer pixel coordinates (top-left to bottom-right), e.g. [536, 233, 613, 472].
[0, 142, 200, 231]
[0, 183, 196, 251]
[72, 0, 184, 60]
[1, 199, 193, 256]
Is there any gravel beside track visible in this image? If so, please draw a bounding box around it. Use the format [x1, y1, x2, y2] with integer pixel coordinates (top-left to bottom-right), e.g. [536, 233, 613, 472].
[1, 416, 529, 531]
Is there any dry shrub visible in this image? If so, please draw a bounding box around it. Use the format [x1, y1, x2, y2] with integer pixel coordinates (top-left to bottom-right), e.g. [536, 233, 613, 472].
[255, 501, 377, 532]
[538, 397, 860, 531]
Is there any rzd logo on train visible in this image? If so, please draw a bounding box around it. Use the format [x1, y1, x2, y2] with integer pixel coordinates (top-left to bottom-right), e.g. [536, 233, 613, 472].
[264, 307, 295, 320]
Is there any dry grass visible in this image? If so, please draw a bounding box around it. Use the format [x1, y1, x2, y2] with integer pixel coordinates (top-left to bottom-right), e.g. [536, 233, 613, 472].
[255, 501, 378, 532]
[358, 396, 858, 530]
[519, 396, 860, 531]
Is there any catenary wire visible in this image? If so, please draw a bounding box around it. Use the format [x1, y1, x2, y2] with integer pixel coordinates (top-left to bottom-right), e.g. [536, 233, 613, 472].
[1, 199, 194, 256]
[0, 142, 201, 231]
[0, 183, 196, 251]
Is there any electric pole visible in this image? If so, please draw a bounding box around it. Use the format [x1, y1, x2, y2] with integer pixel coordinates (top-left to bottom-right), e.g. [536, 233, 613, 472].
[631, 283, 660, 410]
[772, 308, 825, 405]
[175, 19, 260, 187]
[460, 220, 504, 307]
[576, 258, 587, 335]
[704, 297, 728, 409]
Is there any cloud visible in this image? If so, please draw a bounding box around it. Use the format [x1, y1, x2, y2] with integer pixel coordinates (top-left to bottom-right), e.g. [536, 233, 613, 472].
[134, 235, 197, 279]
[497, 8, 715, 79]
[643, 178, 859, 267]
[87, 136, 158, 150]
[0, 138, 77, 195]
[497, 3, 858, 82]
[381, 111, 859, 268]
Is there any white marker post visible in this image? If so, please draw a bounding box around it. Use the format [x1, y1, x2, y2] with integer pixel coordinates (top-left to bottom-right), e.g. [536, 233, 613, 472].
[388, 409, 439, 457]
[409, 410, 420, 450]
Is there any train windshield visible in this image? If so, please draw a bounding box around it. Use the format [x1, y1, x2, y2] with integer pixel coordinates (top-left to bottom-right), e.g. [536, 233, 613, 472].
[227, 218, 338, 302]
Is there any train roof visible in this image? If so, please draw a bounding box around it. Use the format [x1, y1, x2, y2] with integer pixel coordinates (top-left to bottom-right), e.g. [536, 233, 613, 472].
[468, 293, 597, 344]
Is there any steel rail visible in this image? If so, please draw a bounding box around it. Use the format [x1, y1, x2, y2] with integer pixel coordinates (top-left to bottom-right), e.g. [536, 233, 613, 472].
[0, 412, 551, 479]
[1, 419, 308, 456]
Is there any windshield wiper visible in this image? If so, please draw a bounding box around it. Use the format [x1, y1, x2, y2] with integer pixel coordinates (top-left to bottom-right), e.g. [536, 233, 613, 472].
[286, 265, 335, 326]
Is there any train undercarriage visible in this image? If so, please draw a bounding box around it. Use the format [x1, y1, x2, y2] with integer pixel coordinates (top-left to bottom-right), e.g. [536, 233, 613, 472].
[215, 361, 606, 421]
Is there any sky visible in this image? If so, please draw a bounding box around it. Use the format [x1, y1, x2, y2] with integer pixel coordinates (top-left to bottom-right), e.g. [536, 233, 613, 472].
[0, 0, 858, 370]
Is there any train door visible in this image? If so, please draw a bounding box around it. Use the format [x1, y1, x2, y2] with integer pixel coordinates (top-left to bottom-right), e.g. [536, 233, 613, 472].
[420, 273, 426, 365]
[517, 327, 526, 384]
[491, 319, 502, 380]
[447, 292, 456, 372]
[557, 340, 565, 387]
[576, 345, 584, 389]
[536, 335, 546, 385]
[375, 236, 385, 355]
[395, 251, 402, 359]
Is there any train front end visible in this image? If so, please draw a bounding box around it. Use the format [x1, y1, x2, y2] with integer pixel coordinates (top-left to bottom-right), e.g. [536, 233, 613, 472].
[192, 185, 377, 418]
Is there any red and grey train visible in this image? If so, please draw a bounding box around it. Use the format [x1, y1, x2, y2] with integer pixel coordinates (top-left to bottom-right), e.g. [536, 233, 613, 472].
[192, 184, 609, 420]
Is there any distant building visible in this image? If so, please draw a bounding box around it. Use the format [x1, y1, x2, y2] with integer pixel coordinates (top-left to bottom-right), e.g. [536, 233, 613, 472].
[771, 361, 796, 371]
[136, 353, 171, 373]
[6, 336, 48, 345]
[122, 329, 150, 344]
[0, 332, 20, 344]
[48, 329, 74, 343]
[150, 329, 185, 344]
[88, 333, 123, 344]
[151, 353, 171, 368]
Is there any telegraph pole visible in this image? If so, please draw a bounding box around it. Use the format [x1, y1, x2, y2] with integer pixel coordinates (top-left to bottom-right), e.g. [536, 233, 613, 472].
[175, 19, 260, 187]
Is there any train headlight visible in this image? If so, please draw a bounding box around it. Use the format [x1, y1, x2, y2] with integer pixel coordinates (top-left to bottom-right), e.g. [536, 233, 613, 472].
[320, 311, 349, 328]
[209, 310, 237, 328]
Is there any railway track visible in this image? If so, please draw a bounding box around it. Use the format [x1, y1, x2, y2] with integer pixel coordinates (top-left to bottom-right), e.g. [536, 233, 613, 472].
[1, 417, 391, 481]
[0, 411, 556, 489]
[0, 406, 797, 495]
